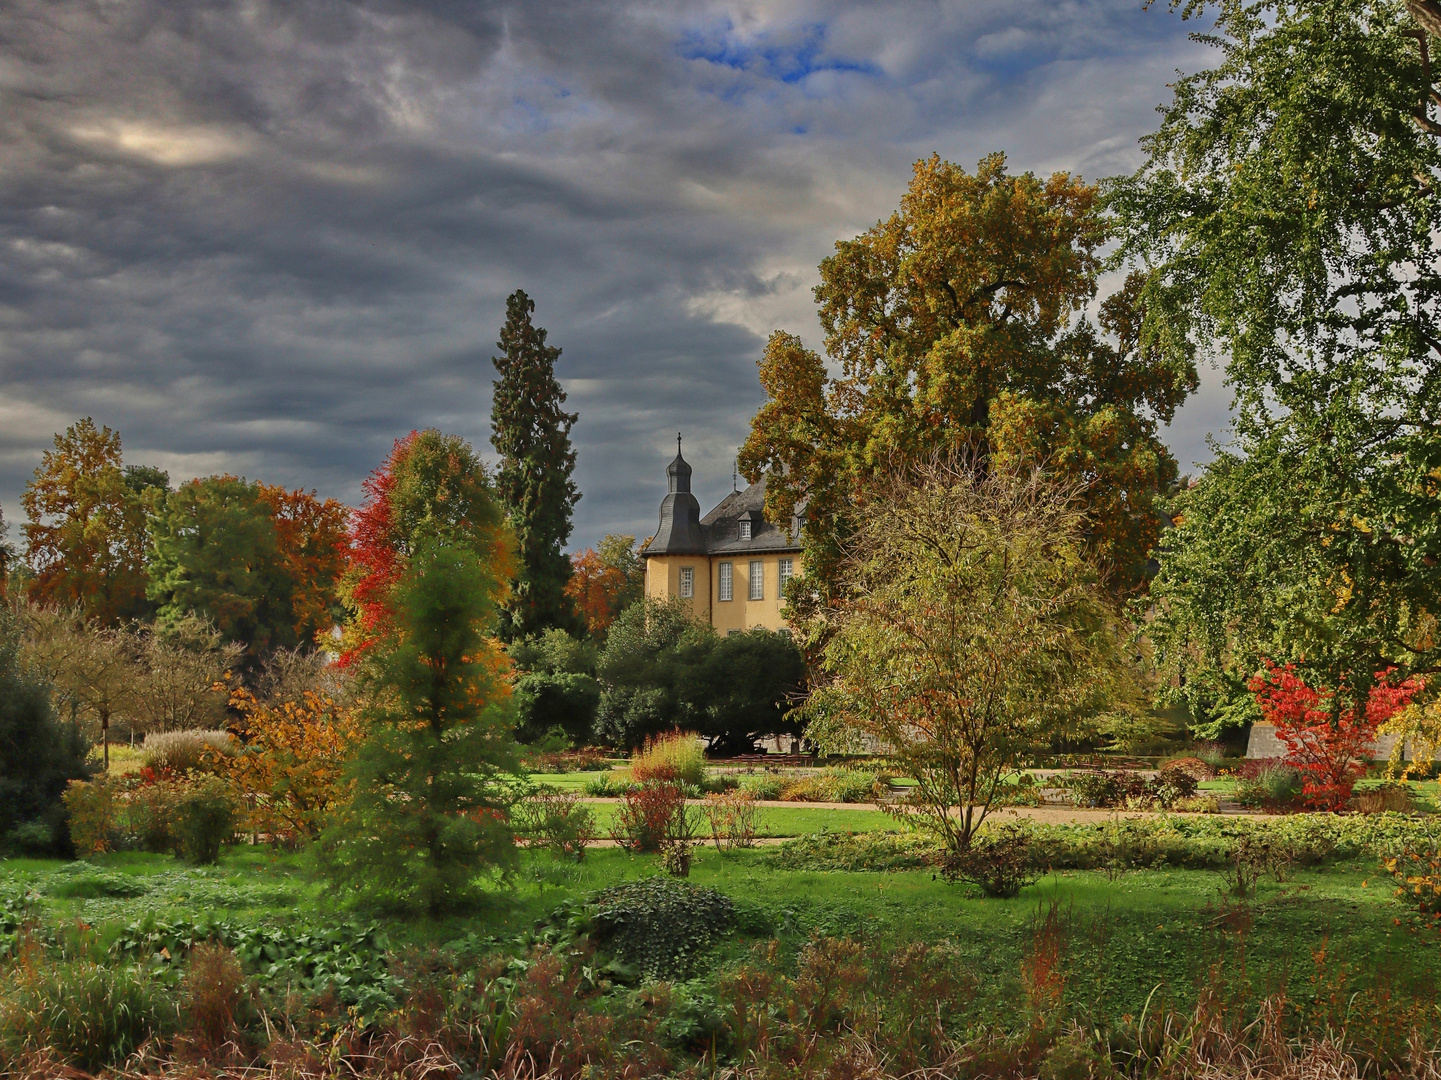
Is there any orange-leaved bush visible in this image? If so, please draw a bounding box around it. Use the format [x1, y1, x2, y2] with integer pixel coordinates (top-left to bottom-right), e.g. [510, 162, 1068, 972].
[214, 687, 364, 841]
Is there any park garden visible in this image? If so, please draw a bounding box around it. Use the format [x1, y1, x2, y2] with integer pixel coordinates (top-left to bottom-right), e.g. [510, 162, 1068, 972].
[5, 0, 1441, 1076]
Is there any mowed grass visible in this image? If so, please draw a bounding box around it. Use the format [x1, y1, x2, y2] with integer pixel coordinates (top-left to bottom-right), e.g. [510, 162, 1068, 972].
[5, 841, 1436, 1026]
[585, 801, 897, 837]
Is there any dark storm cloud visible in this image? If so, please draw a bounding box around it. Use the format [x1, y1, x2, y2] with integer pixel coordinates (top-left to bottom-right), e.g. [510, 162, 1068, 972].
[0, 0, 1227, 547]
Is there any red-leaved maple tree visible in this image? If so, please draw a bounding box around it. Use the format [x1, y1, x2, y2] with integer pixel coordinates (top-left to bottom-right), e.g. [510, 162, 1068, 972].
[1249, 663, 1422, 810]
[341, 433, 414, 665]
[340, 430, 512, 666]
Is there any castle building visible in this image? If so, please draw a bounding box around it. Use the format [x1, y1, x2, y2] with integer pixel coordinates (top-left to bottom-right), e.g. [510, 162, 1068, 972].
[641, 437, 802, 635]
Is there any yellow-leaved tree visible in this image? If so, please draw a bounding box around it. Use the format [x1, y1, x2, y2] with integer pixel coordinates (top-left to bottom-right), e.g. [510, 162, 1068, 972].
[217, 687, 364, 842]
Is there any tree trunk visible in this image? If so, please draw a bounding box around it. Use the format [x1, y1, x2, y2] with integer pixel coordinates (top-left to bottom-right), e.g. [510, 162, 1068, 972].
[1409, 0, 1441, 40]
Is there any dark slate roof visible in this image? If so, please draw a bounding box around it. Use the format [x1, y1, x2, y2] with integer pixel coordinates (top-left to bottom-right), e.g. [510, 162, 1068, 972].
[699, 477, 802, 555]
[644, 460, 802, 557]
[646, 446, 707, 555]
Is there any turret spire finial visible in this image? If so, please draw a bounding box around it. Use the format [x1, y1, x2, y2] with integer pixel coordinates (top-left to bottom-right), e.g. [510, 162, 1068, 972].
[677, 432, 682, 455]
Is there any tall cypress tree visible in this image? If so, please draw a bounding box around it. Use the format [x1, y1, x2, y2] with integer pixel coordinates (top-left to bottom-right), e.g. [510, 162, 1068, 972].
[491, 289, 580, 640]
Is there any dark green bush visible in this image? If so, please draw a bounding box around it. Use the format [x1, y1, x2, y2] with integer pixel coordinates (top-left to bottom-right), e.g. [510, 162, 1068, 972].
[513, 671, 601, 746]
[592, 876, 734, 980]
[939, 824, 1039, 897]
[0, 607, 90, 857]
[173, 781, 237, 864]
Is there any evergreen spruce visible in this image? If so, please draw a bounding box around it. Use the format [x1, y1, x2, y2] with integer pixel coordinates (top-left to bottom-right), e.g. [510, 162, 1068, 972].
[322, 540, 519, 913]
[491, 290, 580, 640]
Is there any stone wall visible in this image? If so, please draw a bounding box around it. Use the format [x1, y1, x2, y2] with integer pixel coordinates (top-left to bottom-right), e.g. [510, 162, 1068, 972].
[1245, 721, 1406, 761]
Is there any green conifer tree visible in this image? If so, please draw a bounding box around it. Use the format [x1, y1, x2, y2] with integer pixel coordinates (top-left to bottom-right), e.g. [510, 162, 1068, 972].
[491, 290, 580, 640]
[322, 540, 519, 913]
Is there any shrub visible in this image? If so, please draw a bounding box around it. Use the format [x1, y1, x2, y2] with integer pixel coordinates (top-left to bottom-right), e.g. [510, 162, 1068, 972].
[1250, 662, 1420, 811]
[1223, 828, 1298, 897]
[127, 779, 184, 854]
[774, 831, 941, 872]
[180, 942, 246, 1050]
[630, 731, 705, 788]
[610, 781, 688, 854]
[779, 768, 888, 803]
[1159, 756, 1215, 781]
[1151, 769, 1199, 807]
[705, 790, 759, 851]
[1351, 782, 1413, 814]
[1063, 770, 1144, 808]
[0, 955, 175, 1072]
[534, 747, 609, 774]
[1174, 795, 1221, 813]
[591, 876, 735, 980]
[939, 823, 1040, 898]
[1234, 761, 1304, 810]
[173, 779, 238, 864]
[738, 776, 784, 801]
[1384, 836, 1441, 926]
[3, 820, 58, 857]
[216, 688, 363, 842]
[582, 772, 630, 797]
[62, 778, 117, 856]
[515, 787, 595, 861]
[141, 729, 237, 775]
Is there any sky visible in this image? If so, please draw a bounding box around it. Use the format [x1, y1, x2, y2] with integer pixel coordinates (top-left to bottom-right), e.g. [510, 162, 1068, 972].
[0, 0, 1232, 551]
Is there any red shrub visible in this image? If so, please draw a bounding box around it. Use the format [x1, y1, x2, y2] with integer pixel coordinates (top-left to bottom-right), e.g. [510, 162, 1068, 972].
[1249, 663, 1421, 810]
[609, 781, 687, 854]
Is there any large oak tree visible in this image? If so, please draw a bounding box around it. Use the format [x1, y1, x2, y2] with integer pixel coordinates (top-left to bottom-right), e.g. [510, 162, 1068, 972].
[740, 154, 1197, 603]
[22, 419, 154, 625]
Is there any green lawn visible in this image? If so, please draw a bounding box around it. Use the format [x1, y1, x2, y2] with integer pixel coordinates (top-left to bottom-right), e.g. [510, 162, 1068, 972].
[586, 801, 897, 837]
[4, 841, 1436, 1027]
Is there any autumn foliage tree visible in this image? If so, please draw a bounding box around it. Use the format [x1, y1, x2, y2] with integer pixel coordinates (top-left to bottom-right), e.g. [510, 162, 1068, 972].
[565, 534, 644, 637]
[1250, 663, 1421, 810]
[22, 419, 154, 624]
[217, 687, 364, 842]
[341, 430, 513, 665]
[740, 155, 1197, 601]
[804, 456, 1135, 854]
[257, 484, 349, 647]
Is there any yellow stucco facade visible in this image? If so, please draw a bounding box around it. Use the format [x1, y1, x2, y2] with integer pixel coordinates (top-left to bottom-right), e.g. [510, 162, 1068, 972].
[640, 441, 803, 635]
[644, 551, 802, 633]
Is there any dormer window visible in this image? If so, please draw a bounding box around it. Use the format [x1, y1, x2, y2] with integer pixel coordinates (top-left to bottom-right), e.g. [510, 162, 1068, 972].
[738, 518, 752, 541]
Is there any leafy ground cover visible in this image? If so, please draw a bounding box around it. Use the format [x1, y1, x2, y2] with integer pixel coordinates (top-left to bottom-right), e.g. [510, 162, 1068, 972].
[4, 819, 1441, 1077]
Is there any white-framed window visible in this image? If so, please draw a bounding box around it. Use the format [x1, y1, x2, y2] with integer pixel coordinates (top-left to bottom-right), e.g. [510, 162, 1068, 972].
[718, 562, 733, 601]
[748, 560, 764, 600]
[679, 566, 694, 598]
[778, 558, 794, 593]
[727, 629, 743, 637]
[738, 518, 752, 540]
